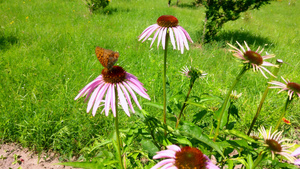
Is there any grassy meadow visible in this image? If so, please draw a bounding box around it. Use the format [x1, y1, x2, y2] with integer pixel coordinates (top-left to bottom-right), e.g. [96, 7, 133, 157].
[0, 0, 299, 164]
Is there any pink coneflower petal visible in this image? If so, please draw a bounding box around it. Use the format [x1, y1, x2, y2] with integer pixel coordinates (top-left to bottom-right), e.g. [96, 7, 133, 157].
[150, 29, 160, 48]
[168, 28, 176, 49]
[119, 84, 135, 113]
[139, 15, 193, 54]
[162, 27, 167, 49]
[269, 76, 300, 100]
[104, 84, 113, 116]
[228, 41, 277, 79]
[152, 159, 175, 169]
[157, 27, 164, 49]
[117, 84, 130, 116]
[92, 83, 109, 116]
[178, 26, 193, 43]
[87, 84, 104, 113]
[123, 81, 142, 109]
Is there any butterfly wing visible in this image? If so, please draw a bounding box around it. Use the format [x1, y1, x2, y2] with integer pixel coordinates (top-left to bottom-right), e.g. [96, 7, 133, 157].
[95, 46, 119, 70]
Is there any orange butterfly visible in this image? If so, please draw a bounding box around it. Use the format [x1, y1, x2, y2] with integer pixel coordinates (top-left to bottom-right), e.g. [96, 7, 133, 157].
[95, 46, 119, 70]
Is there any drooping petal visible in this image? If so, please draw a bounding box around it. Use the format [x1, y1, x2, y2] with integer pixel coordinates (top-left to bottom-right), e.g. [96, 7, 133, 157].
[161, 27, 167, 50]
[110, 84, 116, 117]
[92, 83, 109, 116]
[117, 84, 130, 116]
[104, 84, 113, 116]
[178, 25, 193, 43]
[168, 28, 176, 50]
[122, 82, 142, 109]
[119, 83, 135, 113]
[157, 27, 164, 49]
[151, 159, 175, 169]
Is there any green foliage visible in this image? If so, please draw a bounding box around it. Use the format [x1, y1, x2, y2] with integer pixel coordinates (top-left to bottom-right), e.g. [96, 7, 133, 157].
[0, 0, 299, 168]
[85, 0, 110, 13]
[203, 0, 271, 42]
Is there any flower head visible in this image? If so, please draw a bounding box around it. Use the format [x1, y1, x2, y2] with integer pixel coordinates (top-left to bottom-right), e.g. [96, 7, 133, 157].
[282, 117, 291, 125]
[258, 126, 295, 163]
[139, 15, 193, 54]
[230, 90, 242, 101]
[269, 76, 300, 100]
[75, 66, 150, 117]
[180, 66, 207, 81]
[151, 145, 219, 169]
[227, 41, 277, 79]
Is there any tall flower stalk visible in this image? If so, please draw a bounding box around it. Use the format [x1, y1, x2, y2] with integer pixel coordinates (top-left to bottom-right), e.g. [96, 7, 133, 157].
[247, 59, 283, 135]
[213, 41, 277, 141]
[114, 88, 124, 169]
[139, 15, 193, 135]
[213, 65, 248, 141]
[176, 66, 207, 128]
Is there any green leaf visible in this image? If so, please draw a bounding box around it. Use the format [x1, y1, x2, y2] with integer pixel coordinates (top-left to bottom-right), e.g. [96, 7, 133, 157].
[179, 122, 224, 157]
[143, 102, 163, 110]
[214, 99, 230, 128]
[141, 139, 159, 157]
[226, 140, 253, 150]
[192, 110, 209, 123]
[247, 154, 253, 169]
[224, 129, 256, 142]
[175, 136, 192, 147]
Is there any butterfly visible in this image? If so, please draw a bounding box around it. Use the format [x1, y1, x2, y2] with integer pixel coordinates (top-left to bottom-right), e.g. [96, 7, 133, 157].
[95, 46, 119, 70]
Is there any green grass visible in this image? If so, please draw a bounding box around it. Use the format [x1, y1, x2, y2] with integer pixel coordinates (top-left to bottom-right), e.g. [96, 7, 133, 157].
[0, 0, 299, 161]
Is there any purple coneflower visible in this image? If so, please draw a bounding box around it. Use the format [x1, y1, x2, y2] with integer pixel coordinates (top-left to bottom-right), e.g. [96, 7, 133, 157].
[151, 145, 219, 169]
[268, 76, 300, 100]
[227, 41, 277, 79]
[139, 15, 193, 54]
[75, 66, 150, 117]
[258, 126, 296, 163]
[291, 147, 300, 165]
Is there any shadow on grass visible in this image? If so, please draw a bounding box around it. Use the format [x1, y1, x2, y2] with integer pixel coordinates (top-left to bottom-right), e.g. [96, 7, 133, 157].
[92, 7, 129, 15]
[175, 3, 200, 9]
[216, 30, 274, 47]
[0, 32, 18, 51]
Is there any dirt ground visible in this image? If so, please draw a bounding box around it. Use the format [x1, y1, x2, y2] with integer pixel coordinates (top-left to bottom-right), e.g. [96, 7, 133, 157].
[0, 143, 78, 169]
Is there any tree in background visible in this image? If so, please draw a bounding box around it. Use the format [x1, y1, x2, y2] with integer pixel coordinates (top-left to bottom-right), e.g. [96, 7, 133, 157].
[202, 0, 271, 43]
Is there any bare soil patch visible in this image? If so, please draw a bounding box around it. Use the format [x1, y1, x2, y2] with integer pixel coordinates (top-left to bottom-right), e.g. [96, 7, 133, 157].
[0, 143, 78, 169]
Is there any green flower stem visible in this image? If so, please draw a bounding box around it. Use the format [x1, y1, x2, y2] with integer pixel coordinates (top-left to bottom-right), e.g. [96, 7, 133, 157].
[213, 65, 247, 142]
[247, 60, 283, 135]
[252, 151, 266, 169]
[163, 32, 169, 136]
[114, 88, 124, 169]
[274, 96, 292, 131]
[175, 80, 195, 128]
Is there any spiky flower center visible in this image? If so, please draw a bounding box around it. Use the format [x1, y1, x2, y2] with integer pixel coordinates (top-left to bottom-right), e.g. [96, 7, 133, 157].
[244, 51, 263, 65]
[175, 146, 207, 169]
[102, 66, 126, 83]
[157, 15, 178, 27]
[266, 139, 282, 152]
[287, 82, 300, 93]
